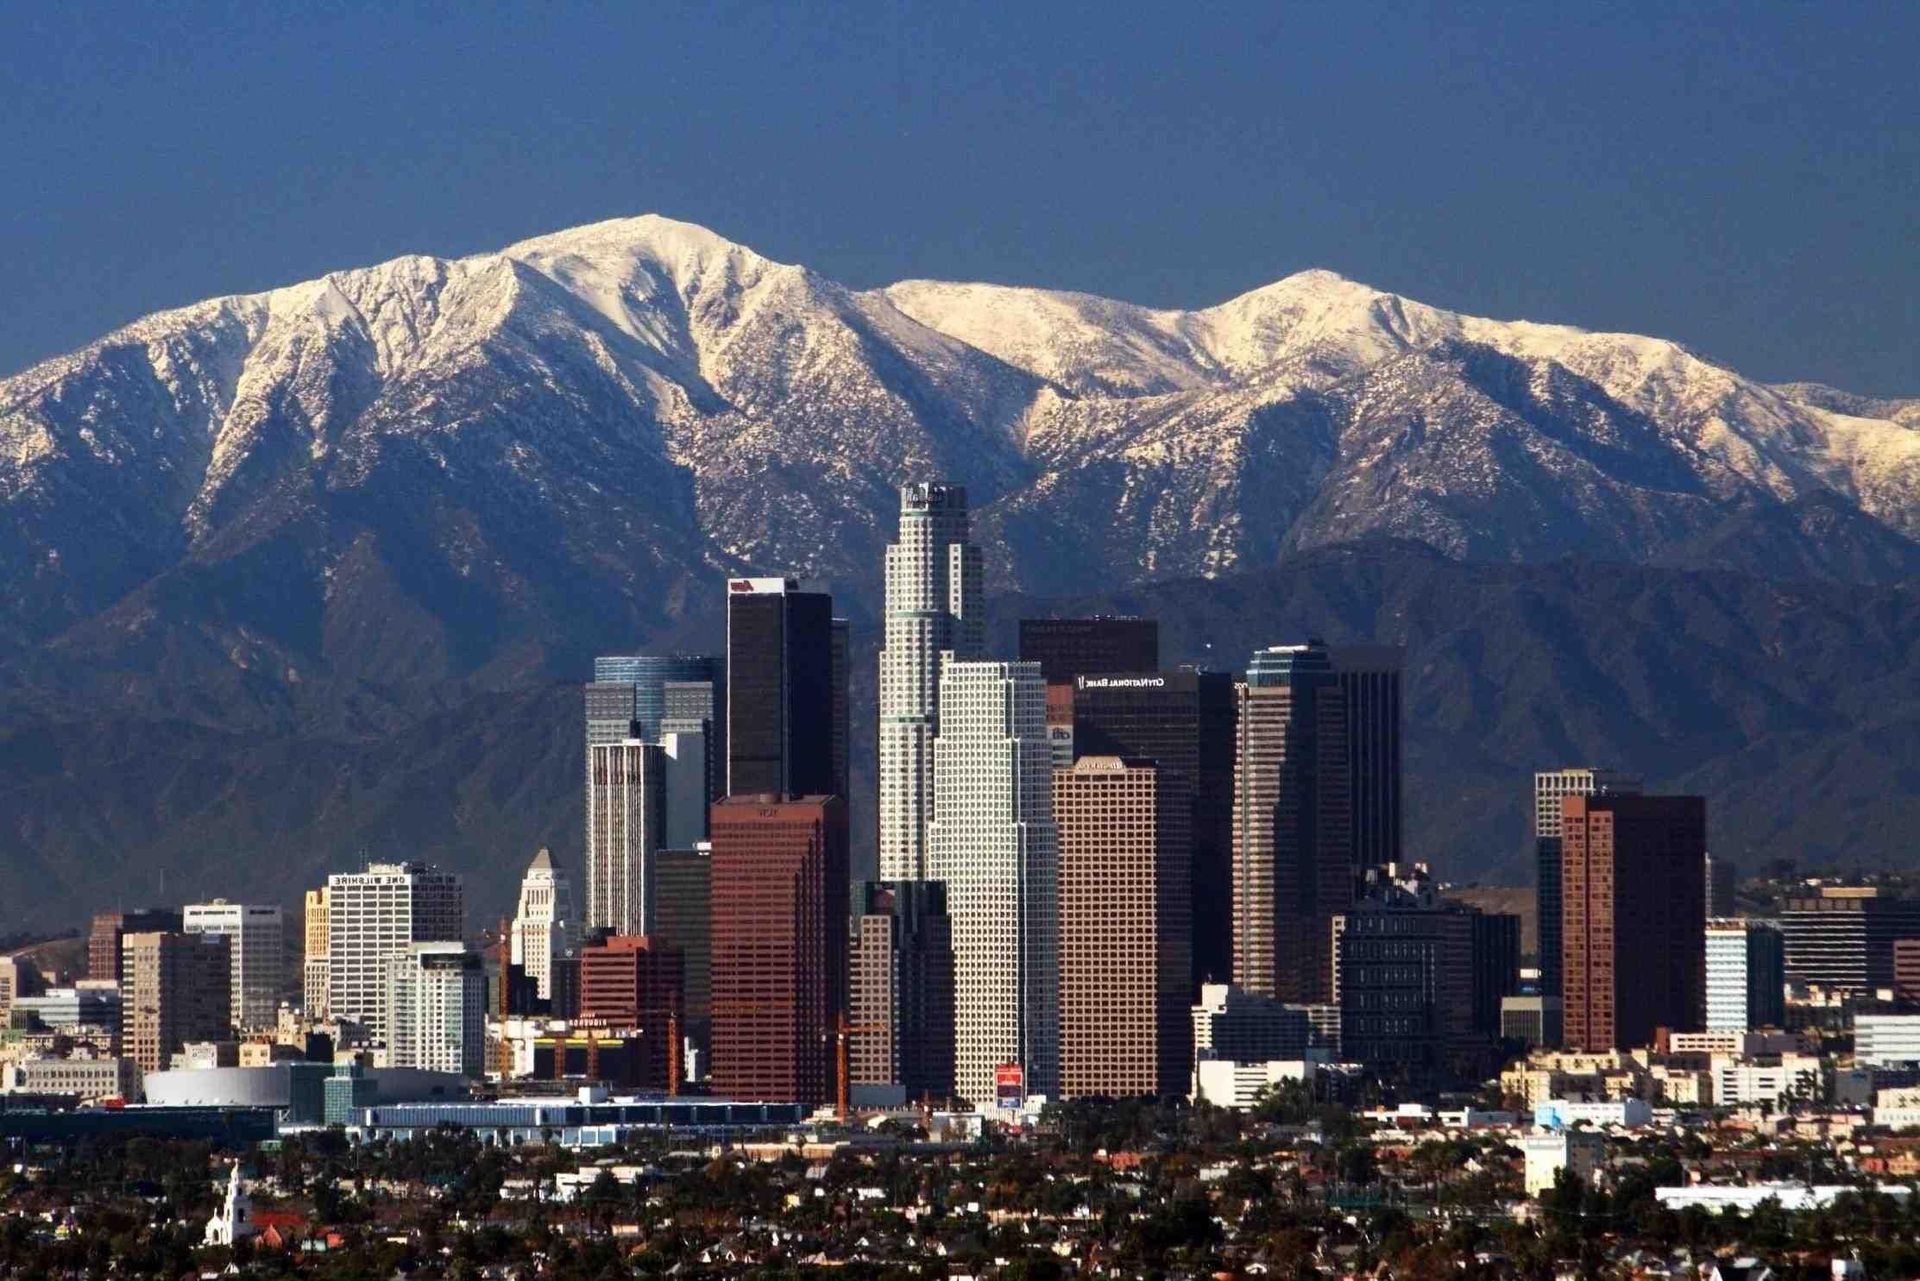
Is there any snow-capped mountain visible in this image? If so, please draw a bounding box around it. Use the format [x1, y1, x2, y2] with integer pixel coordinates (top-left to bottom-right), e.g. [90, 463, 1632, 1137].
[0, 212, 1916, 922]
[1, 213, 1914, 687]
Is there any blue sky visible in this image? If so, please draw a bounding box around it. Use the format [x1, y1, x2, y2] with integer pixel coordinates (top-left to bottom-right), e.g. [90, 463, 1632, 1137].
[1, 0, 1913, 391]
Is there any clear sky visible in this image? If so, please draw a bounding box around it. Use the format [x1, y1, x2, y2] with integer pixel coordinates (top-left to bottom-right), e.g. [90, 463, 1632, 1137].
[1, 1, 1914, 392]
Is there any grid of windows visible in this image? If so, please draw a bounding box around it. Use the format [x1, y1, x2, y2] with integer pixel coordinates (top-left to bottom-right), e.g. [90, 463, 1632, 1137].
[1056, 758, 1189, 1099]
[709, 797, 848, 1107]
[386, 943, 486, 1077]
[326, 864, 463, 1041]
[587, 741, 664, 935]
[929, 658, 1057, 1105]
[1560, 795, 1705, 1051]
[182, 901, 285, 1033]
[879, 484, 983, 882]
[1232, 648, 1353, 1004]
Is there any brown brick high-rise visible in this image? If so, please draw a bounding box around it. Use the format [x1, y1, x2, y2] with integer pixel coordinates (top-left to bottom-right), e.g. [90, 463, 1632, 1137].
[89, 908, 182, 984]
[120, 931, 231, 1073]
[1560, 794, 1706, 1051]
[1055, 757, 1191, 1098]
[576, 934, 685, 1089]
[709, 795, 848, 1105]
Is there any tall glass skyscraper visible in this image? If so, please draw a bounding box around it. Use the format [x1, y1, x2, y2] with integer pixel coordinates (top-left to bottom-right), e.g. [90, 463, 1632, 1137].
[725, 578, 839, 799]
[1233, 642, 1352, 1003]
[878, 483, 983, 881]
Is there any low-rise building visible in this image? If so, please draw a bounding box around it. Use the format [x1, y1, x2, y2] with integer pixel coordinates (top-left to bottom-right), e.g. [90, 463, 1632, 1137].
[1710, 1054, 1822, 1108]
[1191, 1058, 1325, 1111]
[1855, 1014, 1920, 1067]
[1520, 1129, 1604, 1197]
[1500, 995, 1562, 1049]
[1655, 1184, 1912, 1213]
[0, 1056, 141, 1101]
[1667, 1029, 1806, 1057]
[1533, 1097, 1653, 1130]
[9, 983, 121, 1032]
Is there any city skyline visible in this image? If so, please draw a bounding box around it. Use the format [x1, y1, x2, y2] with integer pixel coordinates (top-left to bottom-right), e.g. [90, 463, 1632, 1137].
[0, 5, 1909, 1265]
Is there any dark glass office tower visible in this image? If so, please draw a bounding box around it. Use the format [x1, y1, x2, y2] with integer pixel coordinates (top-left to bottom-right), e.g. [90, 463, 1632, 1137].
[725, 578, 837, 798]
[1017, 617, 1160, 685]
[1071, 668, 1237, 990]
[850, 880, 956, 1103]
[830, 617, 851, 804]
[1468, 909, 1523, 1039]
[1233, 642, 1352, 1003]
[1327, 646, 1404, 868]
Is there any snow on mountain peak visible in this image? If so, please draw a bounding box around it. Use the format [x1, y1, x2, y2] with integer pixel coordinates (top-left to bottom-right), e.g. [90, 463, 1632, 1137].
[1, 210, 1915, 607]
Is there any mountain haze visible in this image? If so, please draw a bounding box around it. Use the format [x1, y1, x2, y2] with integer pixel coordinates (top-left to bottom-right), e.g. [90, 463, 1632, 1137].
[0, 214, 1914, 926]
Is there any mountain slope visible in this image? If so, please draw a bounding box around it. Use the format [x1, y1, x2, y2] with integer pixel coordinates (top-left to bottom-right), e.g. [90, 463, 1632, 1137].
[0, 213, 1915, 925]
[3, 214, 1915, 683]
[1, 545, 1911, 929]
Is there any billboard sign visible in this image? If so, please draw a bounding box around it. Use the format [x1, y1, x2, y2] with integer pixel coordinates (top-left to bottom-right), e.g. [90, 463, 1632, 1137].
[994, 1062, 1025, 1108]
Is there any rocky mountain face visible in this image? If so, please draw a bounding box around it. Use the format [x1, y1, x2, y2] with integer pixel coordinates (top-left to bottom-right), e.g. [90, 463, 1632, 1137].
[0, 215, 1914, 926]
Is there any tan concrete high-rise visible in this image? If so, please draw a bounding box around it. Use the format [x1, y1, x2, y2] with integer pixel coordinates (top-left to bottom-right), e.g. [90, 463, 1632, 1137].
[587, 739, 666, 935]
[1533, 767, 1640, 1003]
[120, 931, 231, 1073]
[928, 659, 1058, 1104]
[302, 887, 329, 1016]
[850, 880, 955, 1103]
[1055, 757, 1190, 1099]
[1560, 794, 1707, 1051]
[88, 908, 181, 984]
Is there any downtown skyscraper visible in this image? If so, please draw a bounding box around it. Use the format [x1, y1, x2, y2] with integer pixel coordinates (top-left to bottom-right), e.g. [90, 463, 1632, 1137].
[586, 739, 665, 935]
[928, 657, 1058, 1105]
[1231, 642, 1353, 1003]
[1072, 668, 1237, 990]
[709, 795, 849, 1107]
[878, 483, 983, 881]
[1533, 767, 1640, 1002]
[726, 577, 844, 800]
[1560, 793, 1707, 1051]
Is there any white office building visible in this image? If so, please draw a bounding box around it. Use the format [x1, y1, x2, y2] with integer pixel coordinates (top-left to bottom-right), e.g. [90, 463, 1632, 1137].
[326, 862, 464, 1040]
[183, 901, 286, 1032]
[929, 657, 1057, 1105]
[385, 942, 487, 1077]
[1704, 918, 1786, 1031]
[510, 848, 574, 1003]
[1533, 1097, 1654, 1129]
[1193, 1058, 1323, 1110]
[878, 483, 984, 882]
[1711, 1055, 1822, 1107]
[586, 739, 665, 935]
[1856, 1014, 1920, 1067]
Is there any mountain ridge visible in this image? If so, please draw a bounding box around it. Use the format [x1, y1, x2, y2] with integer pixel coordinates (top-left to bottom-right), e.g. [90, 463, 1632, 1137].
[0, 213, 1915, 925]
